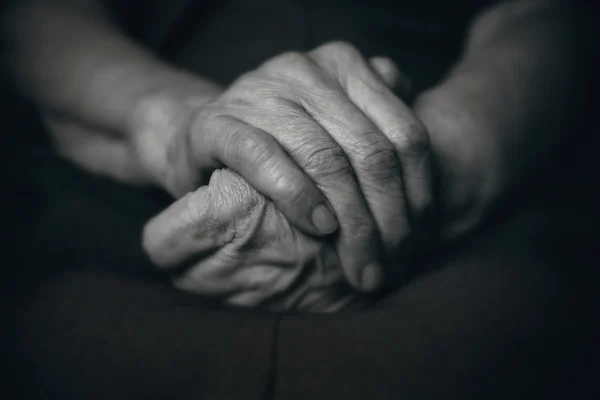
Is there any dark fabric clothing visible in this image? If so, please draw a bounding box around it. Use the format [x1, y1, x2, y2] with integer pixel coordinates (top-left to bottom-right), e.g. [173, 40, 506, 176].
[2, 0, 598, 399]
[8, 154, 599, 399]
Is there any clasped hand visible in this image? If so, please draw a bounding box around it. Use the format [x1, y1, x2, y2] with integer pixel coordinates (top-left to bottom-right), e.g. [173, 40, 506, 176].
[142, 42, 434, 310]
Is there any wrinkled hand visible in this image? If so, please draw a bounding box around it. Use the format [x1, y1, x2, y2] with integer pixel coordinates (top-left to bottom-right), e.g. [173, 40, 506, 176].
[137, 42, 433, 292]
[143, 168, 365, 313]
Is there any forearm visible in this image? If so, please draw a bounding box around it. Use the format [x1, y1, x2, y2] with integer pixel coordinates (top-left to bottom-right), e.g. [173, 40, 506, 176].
[1, 0, 222, 186]
[1, 0, 220, 133]
[414, 0, 595, 239]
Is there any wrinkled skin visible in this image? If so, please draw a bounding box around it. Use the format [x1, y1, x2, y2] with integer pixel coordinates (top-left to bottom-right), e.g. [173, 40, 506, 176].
[144, 169, 366, 313]
[137, 43, 432, 292]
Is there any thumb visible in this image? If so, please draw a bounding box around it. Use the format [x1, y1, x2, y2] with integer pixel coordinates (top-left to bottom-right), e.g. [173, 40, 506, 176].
[143, 169, 261, 268]
[142, 186, 223, 268]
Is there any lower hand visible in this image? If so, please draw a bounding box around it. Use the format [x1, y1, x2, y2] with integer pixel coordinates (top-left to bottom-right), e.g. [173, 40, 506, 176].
[143, 168, 365, 313]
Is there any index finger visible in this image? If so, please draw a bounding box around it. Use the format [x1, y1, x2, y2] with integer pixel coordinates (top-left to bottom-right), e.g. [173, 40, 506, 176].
[189, 112, 340, 238]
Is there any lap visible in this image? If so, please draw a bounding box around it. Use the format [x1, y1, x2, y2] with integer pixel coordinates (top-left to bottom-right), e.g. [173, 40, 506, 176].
[276, 208, 587, 400]
[13, 269, 276, 400]
[9, 151, 598, 399]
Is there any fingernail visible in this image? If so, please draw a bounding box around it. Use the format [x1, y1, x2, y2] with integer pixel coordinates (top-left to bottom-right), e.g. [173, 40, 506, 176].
[361, 263, 383, 292]
[311, 203, 338, 234]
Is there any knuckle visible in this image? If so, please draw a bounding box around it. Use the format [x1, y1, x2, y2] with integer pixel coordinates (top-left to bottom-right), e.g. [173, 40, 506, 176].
[228, 70, 262, 90]
[230, 71, 285, 99]
[263, 51, 309, 70]
[233, 130, 276, 166]
[315, 41, 359, 59]
[269, 170, 311, 210]
[342, 219, 378, 242]
[300, 144, 353, 180]
[390, 121, 430, 156]
[259, 95, 297, 112]
[370, 56, 398, 76]
[260, 52, 317, 89]
[353, 138, 400, 177]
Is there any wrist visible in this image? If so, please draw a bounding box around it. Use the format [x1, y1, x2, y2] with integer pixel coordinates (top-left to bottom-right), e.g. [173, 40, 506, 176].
[128, 79, 223, 194]
[414, 84, 502, 241]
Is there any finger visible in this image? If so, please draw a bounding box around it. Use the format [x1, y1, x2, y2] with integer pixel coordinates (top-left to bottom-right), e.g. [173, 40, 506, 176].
[142, 186, 233, 268]
[312, 43, 433, 251]
[190, 113, 339, 237]
[172, 261, 251, 298]
[173, 260, 283, 299]
[143, 168, 269, 269]
[369, 56, 413, 100]
[174, 260, 300, 304]
[228, 94, 384, 293]
[274, 48, 409, 289]
[345, 51, 434, 227]
[143, 168, 282, 298]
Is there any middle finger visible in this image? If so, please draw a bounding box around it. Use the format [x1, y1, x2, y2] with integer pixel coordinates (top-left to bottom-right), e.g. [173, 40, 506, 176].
[311, 43, 434, 257]
[225, 91, 385, 292]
